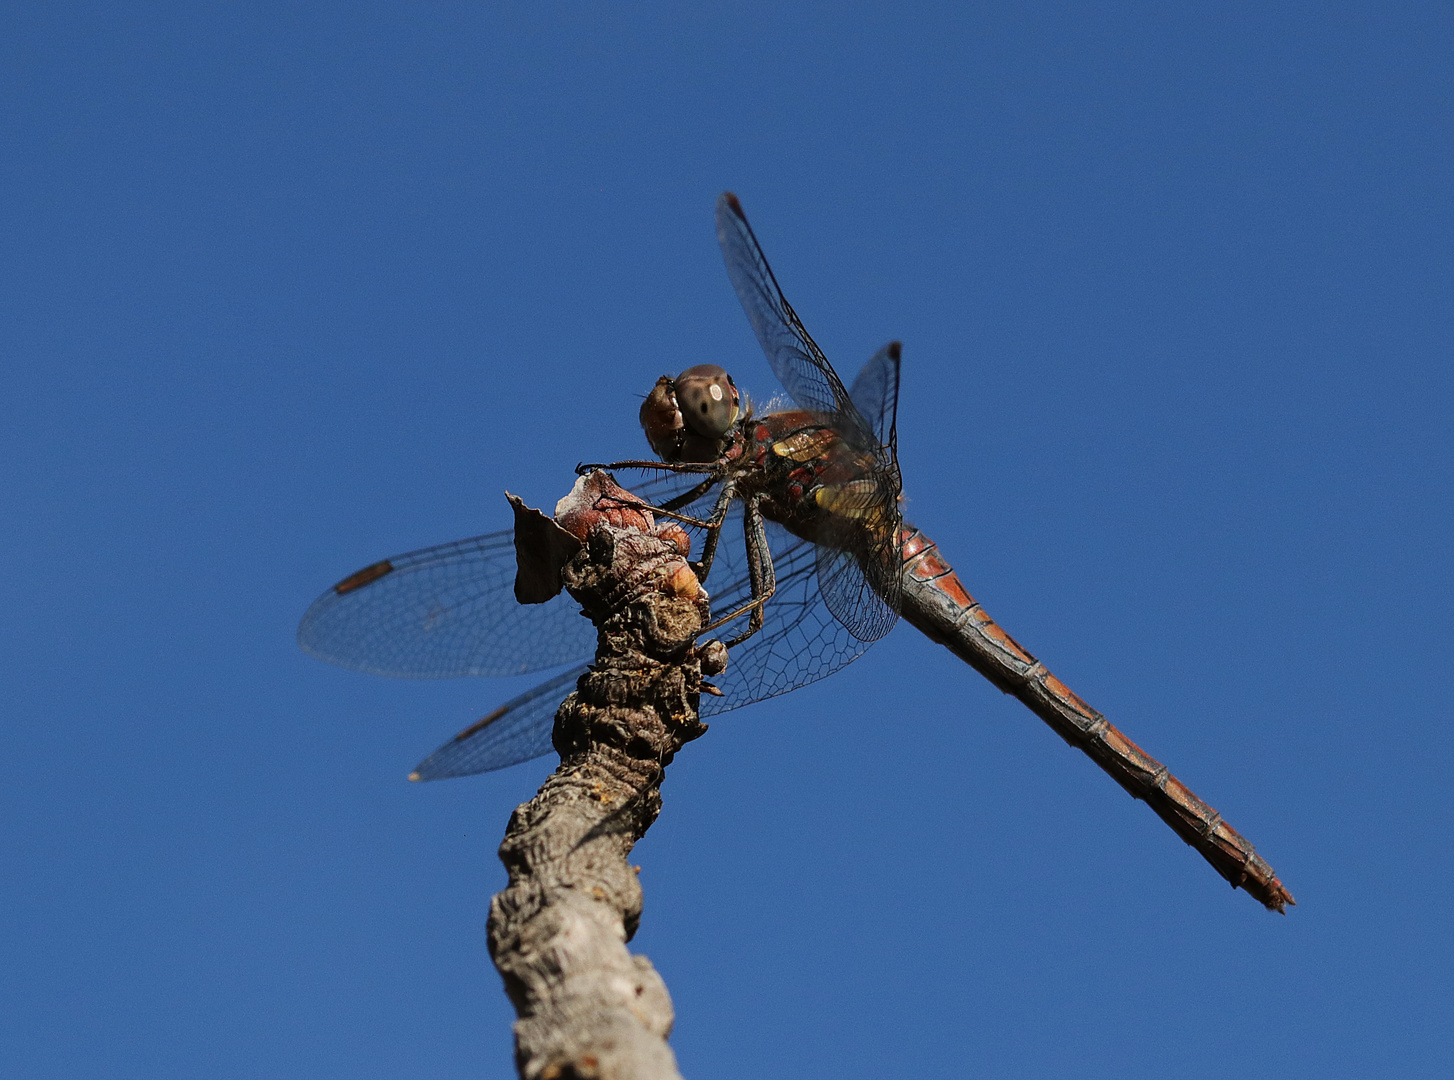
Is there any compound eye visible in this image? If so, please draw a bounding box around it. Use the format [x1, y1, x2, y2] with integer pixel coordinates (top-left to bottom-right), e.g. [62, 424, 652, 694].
[673, 364, 740, 439]
[639, 375, 685, 460]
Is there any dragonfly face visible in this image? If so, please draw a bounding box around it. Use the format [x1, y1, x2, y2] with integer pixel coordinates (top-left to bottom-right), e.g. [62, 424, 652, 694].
[639, 364, 742, 464]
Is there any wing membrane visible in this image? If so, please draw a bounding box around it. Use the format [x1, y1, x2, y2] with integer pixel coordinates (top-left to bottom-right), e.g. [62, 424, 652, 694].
[410, 505, 881, 779]
[848, 342, 901, 458]
[297, 475, 705, 680]
[298, 530, 595, 678]
[409, 665, 587, 780]
[715, 193, 879, 450]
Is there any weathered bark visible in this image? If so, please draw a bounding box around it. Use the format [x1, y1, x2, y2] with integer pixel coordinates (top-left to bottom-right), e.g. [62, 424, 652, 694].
[488, 475, 724, 1080]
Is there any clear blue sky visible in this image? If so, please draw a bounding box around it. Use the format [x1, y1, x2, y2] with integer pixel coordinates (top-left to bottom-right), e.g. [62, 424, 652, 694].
[3, 4, 1450, 1077]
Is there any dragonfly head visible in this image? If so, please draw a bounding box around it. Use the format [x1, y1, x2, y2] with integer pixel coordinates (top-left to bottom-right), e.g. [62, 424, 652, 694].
[639, 364, 741, 463]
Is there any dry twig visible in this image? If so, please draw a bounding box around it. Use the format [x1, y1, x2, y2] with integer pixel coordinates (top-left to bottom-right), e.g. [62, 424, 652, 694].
[488, 473, 725, 1080]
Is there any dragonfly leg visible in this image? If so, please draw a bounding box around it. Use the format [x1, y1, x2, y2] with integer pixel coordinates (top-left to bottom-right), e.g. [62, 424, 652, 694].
[570, 458, 741, 580]
[698, 492, 777, 648]
[688, 478, 739, 581]
[596, 478, 737, 578]
[726, 493, 777, 647]
[576, 459, 717, 476]
[659, 473, 722, 513]
[596, 489, 729, 534]
[576, 467, 738, 565]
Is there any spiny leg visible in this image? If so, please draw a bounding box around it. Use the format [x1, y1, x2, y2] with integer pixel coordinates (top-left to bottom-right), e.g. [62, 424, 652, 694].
[699, 492, 777, 648]
[659, 473, 722, 513]
[733, 494, 777, 646]
[572, 457, 741, 581]
[576, 459, 718, 477]
[689, 477, 740, 581]
[603, 478, 737, 578]
[571, 459, 730, 530]
[594, 487, 732, 534]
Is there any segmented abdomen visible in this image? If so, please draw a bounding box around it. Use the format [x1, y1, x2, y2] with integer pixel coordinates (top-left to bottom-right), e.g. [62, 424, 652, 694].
[896, 523, 1294, 913]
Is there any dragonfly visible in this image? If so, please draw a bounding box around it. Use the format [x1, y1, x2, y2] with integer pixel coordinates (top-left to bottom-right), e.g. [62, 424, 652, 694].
[299, 193, 1294, 912]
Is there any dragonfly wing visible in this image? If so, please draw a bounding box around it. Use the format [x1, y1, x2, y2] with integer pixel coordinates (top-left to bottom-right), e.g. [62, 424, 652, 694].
[848, 342, 901, 459]
[631, 472, 893, 711]
[297, 475, 719, 680]
[298, 529, 597, 678]
[818, 340, 905, 640]
[413, 511, 887, 780]
[715, 193, 879, 449]
[814, 542, 899, 643]
[696, 512, 881, 716]
[410, 665, 586, 780]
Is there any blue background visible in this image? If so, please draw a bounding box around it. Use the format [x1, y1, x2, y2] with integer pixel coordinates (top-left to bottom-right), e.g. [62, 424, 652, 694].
[3, 3, 1450, 1076]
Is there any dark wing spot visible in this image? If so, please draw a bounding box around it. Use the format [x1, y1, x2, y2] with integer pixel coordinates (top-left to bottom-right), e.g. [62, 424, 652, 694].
[452, 704, 510, 742]
[333, 560, 394, 594]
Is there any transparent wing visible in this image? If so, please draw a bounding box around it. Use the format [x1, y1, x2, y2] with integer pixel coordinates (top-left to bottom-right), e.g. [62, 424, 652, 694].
[848, 342, 901, 458]
[700, 511, 879, 708]
[411, 498, 884, 780]
[715, 192, 879, 450]
[604, 473, 887, 710]
[409, 665, 587, 780]
[815, 542, 899, 643]
[298, 530, 595, 678]
[298, 474, 693, 680]
[809, 341, 905, 639]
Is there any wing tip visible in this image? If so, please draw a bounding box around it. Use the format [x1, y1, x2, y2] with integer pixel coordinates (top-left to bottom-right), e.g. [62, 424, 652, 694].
[407, 771, 423, 782]
[887, 341, 902, 361]
[719, 191, 744, 218]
